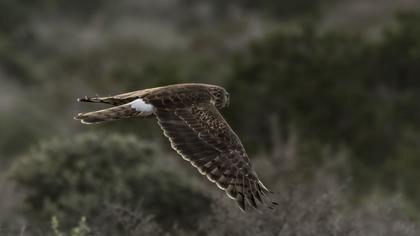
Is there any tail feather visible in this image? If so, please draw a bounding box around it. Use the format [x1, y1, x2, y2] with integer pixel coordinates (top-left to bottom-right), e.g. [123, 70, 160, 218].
[75, 103, 152, 124]
[76, 89, 153, 106]
[77, 96, 135, 106]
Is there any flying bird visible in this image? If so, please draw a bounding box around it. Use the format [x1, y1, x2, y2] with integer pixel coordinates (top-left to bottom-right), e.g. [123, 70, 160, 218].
[75, 83, 276, 211]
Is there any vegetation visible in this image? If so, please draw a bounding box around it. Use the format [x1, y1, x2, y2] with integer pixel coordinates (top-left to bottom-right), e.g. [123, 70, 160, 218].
[227, 12, 420, 202]
[1, 0, 420, 235]
[10, 133, 211, 232]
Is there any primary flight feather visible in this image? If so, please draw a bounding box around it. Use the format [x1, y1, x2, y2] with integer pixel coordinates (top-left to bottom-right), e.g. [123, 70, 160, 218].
[75, 83, 276, 211]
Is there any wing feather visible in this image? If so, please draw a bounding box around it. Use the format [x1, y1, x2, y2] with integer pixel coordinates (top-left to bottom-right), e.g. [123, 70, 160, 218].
[154, 103, 274, 211]
[76, 84, 276, 211]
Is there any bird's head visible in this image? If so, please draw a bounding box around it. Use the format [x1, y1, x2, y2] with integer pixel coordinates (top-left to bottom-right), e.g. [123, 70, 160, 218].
[209, 86, 230, 109]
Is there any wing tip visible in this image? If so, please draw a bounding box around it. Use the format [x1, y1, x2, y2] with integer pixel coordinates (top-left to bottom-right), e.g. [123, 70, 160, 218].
[80, 120, 94, 125]
[74, 113, 82, 120]
[77, 96, 98, 103]
[77, 97, 87, 102]
[73, 113, 95, 125]
[229, 179, 277, 212]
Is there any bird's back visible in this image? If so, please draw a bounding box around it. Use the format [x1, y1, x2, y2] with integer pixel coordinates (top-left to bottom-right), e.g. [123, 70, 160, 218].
[142, 83, 217, 108]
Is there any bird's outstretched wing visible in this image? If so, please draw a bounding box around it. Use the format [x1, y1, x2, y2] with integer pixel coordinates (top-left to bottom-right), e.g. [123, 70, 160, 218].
[77, 89, 156, 106]
[155, 102, 275, 211]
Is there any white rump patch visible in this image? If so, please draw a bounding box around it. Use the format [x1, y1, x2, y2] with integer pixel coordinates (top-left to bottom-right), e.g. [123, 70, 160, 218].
[128, 98, 154, 113]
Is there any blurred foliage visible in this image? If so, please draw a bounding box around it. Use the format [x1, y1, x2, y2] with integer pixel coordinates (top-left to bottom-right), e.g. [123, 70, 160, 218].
[226, 28, 370, 152]
[0, 0, 110, 85]
[180, 0, 327, 20]
[2, 0, 420, 233]
[231, 0, 325, 18]
[10, 133, 211, 231]
[50, 42, 229, 90]
[0, 0, 108, 33]
[51, 216, 91, 236]
[226, 12, 420, 202]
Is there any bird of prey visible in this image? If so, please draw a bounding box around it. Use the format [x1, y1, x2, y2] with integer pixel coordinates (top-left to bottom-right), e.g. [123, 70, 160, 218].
[75, 83, 276, 211]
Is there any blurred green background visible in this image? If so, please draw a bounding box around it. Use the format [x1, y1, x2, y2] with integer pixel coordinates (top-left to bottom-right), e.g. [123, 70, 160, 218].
[1, 0, 420, 235]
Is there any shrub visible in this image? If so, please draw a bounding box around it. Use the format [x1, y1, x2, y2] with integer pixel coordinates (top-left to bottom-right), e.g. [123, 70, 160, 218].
[225, 13, 420, 205]
[198, 163, 420, 236]
[10, 132, 211, 232]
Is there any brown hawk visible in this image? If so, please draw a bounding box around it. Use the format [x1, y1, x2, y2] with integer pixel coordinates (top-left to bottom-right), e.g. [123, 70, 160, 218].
[75, 83, 276, 211]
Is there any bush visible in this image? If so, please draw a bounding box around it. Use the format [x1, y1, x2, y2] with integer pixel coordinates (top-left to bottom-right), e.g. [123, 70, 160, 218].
[10, 132, 211, 232]
[225, 13, 420, 204]
[6, 131, 420, 236]
[197, 182, 420, 236]
[198, 155, 420, 236]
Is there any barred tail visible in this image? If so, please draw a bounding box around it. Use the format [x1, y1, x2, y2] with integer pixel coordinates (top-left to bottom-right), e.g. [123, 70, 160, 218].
[75, 98, 155, 124]
[77, 96, 134, 106]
